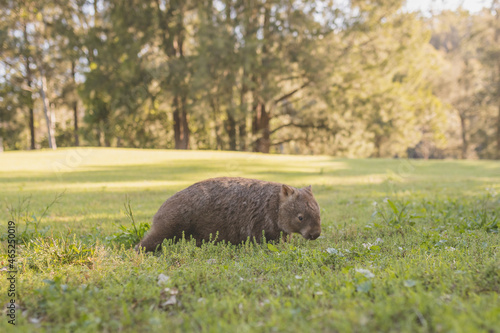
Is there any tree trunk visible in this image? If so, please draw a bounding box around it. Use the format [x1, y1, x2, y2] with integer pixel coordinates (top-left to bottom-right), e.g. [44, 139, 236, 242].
[496, 16, 500, 159]
[71, 61, 79, 146]
[173, 95, 190, 149]
[251, 5, 271, 153]
[251, 92, 259, 152]
[459, 112, 468, 159]
[495, 7, 500, 159]
[104, 118, 111, 147]
[173, 96, 181, 148]
[226, 111, 237, 151]
[166, 2, 190, 150]
[373, 135, 382, 158]
[24, 23, 35, 150]
[238, 67, 248, 151]
[496, 103, 500, 159]
[209, 95, 223, 150]
[40, 74, 57, 150]
[73, 102, 79, 146]
[252, 101, 271, 153]
[29, 105, 35, 150]
[181, 100, 190, 149]
[238, 120, 247, 151]
[97, 124, 103, 147]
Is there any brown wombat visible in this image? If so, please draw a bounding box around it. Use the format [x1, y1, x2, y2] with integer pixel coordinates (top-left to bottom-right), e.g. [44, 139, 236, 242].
[136, 177, 321, 252]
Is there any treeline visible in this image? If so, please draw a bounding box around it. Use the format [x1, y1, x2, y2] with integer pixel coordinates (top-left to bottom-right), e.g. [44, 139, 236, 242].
[1, 0, 499, 158]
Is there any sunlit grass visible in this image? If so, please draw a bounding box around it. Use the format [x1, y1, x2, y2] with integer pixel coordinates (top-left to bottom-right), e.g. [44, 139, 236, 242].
[0, 148, 499, 332]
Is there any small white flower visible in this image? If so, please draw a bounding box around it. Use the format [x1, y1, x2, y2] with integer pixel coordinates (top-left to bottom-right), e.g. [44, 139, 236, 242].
[161, 296, 177, 307]
[403, 280, 416, 287]
[295, 275, 302, 280]
[157, 273, 170, 286]
[486, 187, 497, 197]
[261, 299, 270, 305]
[326, 248, 344, 256]
[29, 318, 41, 324]
[164, 287, 178, 295]
[355, 268, 375, 278]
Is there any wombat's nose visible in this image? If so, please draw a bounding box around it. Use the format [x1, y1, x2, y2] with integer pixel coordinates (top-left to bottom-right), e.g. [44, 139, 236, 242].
[309, 231, 321, 240]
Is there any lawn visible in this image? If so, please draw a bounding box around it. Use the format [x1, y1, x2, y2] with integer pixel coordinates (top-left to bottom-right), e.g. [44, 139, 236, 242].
[1, 148, 499, 332]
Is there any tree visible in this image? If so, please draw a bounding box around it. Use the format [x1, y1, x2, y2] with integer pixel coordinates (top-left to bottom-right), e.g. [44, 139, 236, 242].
[430, 10, 487, 158]
[430, 7, 500, 159]
[481, 0, 500, 158]
[0, 0, 37, 149]
[316, 0, 446, 157]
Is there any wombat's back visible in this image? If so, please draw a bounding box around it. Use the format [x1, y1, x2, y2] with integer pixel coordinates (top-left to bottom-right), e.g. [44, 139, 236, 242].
[141, 177, 284, 250]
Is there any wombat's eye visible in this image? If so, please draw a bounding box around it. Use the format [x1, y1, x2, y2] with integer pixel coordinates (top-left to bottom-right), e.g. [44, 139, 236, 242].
[298, 215, 303, 221]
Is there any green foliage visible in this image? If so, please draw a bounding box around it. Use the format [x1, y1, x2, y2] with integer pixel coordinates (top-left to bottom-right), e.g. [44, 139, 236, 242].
[475, 260, 500, 293]
[371, 199, 422, 229]
[1, 149, 500, 331]
[22, 236, 96, 270]
[457, 209, 498, 234]
[430, 8, 500, 159]
[453, 198, 499, 233]
[105, 197, 150, 249]
[4, 192, 64, 243]
[6, 0, 500, 157]
[32, 276, 104, 330]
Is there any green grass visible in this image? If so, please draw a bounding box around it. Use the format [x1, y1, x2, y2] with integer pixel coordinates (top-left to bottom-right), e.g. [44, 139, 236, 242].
[0, 148, 499, 332]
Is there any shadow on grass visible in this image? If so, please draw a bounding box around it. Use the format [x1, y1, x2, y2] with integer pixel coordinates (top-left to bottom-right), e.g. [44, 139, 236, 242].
[2, 157, 499, 185]
[1, 154, 498, 237]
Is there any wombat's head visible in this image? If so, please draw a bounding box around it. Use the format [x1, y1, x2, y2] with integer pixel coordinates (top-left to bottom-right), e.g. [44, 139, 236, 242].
[278, 185, 321, 240]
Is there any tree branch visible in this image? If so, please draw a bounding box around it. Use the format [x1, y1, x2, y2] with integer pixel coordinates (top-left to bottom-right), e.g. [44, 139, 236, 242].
[269, 121, 329, 135]
[276, 75, 304, 83]
[271, 137, 308, 146]
[273, 81, 311, 105]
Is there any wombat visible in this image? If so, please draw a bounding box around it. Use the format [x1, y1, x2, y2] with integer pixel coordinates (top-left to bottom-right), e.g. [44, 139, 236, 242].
[136, 177, 321, 252]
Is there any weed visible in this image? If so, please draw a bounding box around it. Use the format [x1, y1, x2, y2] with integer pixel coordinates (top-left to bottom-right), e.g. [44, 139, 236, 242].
[4, 192, 65, 243]
[1, 149, 499, 332]
[475, 260, 500, 293]
[32, 276, 103, 329]
[22, 235, 96, 270]
[456, 200, 499, 234]
[372, 199, 422, 230]
[106, 196, 150, 249]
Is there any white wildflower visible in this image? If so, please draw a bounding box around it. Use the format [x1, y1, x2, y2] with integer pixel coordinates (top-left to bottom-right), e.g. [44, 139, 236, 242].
[355, 268, 375, 278]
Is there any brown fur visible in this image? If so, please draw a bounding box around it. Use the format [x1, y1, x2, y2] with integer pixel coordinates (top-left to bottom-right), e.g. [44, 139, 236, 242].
[136, 177, 321, 252]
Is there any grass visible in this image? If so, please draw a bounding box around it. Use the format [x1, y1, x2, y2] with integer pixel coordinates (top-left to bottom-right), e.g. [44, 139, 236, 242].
[0, 147, 499, 332]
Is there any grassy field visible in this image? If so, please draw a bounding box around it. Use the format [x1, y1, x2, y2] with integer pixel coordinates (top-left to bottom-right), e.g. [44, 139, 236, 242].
[0, 148, 499, 332]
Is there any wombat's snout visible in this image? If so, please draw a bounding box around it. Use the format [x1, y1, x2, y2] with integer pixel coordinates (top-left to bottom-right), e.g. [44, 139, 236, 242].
[308, 230, 321, 240]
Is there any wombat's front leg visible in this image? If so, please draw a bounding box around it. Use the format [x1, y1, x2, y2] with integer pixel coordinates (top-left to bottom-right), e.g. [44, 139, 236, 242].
[136, 226, 165, 253]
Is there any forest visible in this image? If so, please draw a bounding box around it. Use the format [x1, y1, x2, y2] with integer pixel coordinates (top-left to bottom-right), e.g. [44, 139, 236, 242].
[1, 0, 500, 159]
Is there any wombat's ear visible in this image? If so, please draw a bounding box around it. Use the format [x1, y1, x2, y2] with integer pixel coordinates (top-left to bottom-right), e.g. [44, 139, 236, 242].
[281, 184, 296, 197]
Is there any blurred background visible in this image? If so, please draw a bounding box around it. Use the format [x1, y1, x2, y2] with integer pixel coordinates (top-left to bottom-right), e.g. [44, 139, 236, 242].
[0, 0, 499, 159]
